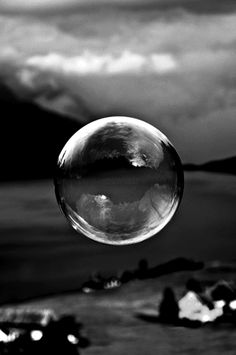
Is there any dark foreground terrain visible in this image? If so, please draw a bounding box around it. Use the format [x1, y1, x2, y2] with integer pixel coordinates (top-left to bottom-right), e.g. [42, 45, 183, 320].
[4, 266, 236, 355]
[0, 171, 236, 353]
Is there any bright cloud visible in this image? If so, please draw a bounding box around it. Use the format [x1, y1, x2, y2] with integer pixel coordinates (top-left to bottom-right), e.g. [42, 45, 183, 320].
[26, 51, 177, 76]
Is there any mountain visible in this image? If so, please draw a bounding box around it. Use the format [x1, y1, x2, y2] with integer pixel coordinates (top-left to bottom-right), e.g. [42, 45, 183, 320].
[184, 157, 236, 175]
[0, 84, 82, 181]
[1, 83, 235, 180]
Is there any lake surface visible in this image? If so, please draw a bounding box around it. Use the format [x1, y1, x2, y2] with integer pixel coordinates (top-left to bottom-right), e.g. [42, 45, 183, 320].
[0, 172, 236, 302]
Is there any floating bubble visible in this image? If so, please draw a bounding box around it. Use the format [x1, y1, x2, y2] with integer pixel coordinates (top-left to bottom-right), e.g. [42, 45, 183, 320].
[54, 116, 183, 245]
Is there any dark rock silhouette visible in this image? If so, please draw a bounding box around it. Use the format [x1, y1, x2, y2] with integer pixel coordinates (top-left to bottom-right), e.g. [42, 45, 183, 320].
[210, 281, 236, 303]
[134, 259, 148, 279]
[146, 258, 204, 279]
[158, 287, 179, 324]
[81, 258, 203, 293]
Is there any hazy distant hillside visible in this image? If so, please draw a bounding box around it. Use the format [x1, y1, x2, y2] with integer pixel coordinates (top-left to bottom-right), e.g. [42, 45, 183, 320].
[1, 83, 235, 181]
[184, 157, 236, 175]
[0, 84, 81, 181]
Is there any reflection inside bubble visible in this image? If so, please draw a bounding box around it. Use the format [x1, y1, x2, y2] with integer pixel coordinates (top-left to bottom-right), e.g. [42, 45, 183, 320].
[55, 116, 183, 245]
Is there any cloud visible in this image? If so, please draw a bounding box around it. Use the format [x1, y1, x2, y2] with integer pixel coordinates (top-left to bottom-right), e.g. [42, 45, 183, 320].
[12, 44, 236, 163]
[25, 51, 177, 76]
[0, 8, 236, 163]
[0, 0, 157, 14]
[0, 0, 75, 12]
[1, 0, 236, 14]
[17, 38, 236, 126]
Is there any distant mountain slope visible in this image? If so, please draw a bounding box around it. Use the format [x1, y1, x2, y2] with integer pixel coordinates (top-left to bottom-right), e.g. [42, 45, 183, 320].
[0, 84, 82, 181]
[184, 157, 236, 175]
[1, 83, 235, 180]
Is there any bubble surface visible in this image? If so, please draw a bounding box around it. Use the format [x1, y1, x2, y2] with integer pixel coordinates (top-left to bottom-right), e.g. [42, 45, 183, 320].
[54, 116, 183, 245]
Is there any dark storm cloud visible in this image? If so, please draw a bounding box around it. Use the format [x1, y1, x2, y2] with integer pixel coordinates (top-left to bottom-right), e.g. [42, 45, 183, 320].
[133, 0, 236, 15]
[1, 0, 236, 15]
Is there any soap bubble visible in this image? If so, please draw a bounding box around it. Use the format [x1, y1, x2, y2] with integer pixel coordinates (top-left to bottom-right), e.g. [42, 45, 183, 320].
[54, 116, 183, 245]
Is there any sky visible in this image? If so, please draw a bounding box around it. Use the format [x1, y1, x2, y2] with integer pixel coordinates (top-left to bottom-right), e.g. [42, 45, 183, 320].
[0, 0, 236, 163]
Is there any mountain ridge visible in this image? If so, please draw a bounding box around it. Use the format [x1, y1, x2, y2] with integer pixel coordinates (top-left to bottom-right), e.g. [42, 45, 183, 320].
[0, 84, 82, 181]
[0, 84, 235, 180]
[184, 156, 236, 176]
